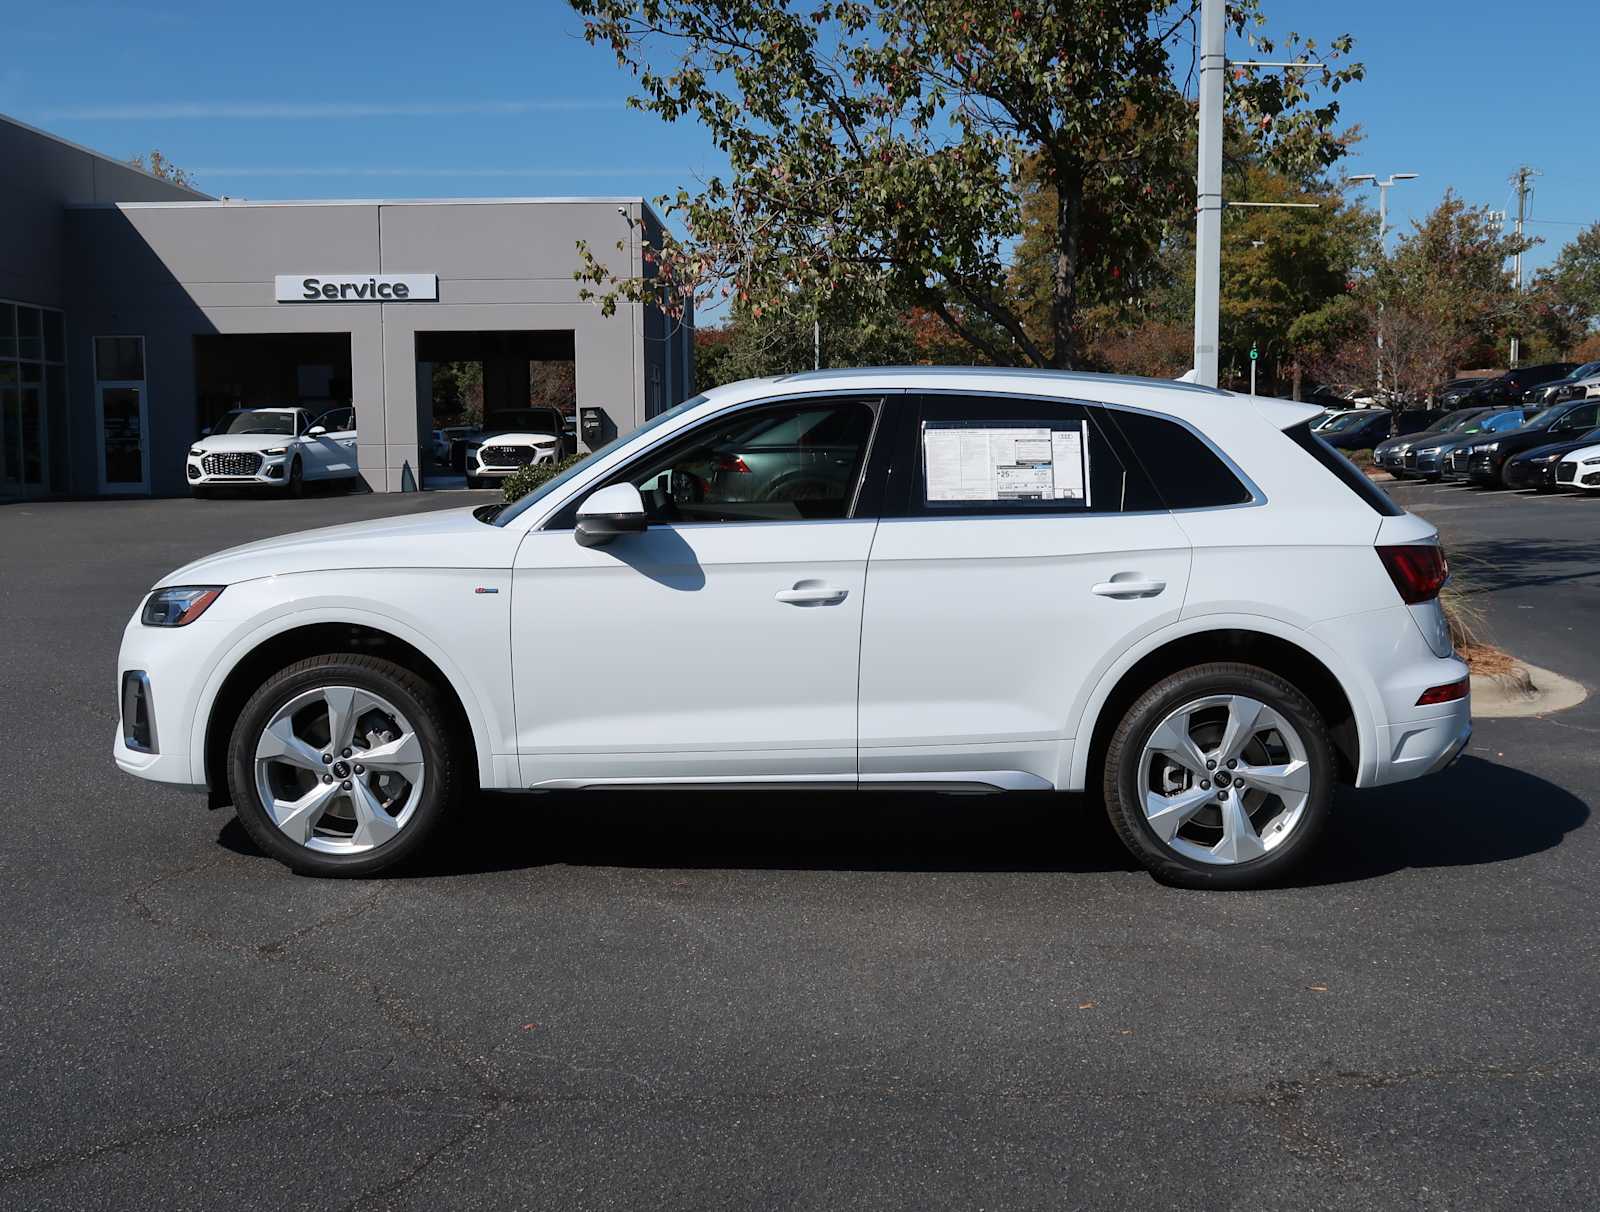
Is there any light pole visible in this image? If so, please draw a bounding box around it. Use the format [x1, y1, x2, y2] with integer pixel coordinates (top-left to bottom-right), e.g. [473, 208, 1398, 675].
[1347, 172, 1418, 399]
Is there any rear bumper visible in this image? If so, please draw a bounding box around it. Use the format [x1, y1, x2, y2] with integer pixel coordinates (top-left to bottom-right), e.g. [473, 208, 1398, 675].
[1371, 700, 1472, 787]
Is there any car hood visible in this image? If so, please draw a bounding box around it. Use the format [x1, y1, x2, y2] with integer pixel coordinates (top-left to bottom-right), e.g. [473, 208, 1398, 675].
[157, 506, 518, 587]
[192, 432, 298, 453]
[1510, 435, 1600, 463]
[1559, 443, 1600, 463]
[473, 430, 561, 445]
[1471, 420, 1553, 446]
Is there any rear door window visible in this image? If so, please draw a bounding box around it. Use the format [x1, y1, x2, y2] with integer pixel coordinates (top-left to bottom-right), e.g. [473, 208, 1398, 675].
[886, 394, 1161, 517]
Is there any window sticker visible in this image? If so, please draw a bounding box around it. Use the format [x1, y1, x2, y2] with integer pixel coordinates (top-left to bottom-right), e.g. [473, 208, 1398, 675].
[922, 421, 1090, 506]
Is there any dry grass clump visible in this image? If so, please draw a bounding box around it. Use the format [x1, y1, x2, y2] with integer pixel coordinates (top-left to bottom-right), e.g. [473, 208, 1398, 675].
[1441, 574, 1532, 690]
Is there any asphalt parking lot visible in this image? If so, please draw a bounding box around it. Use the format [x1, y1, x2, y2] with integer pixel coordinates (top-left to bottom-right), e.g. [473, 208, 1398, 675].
[2, 479, 1597, 1209]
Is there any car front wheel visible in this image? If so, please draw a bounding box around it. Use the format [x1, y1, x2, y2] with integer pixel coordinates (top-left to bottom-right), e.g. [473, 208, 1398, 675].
[1102, 662, 1334, 890]
[226, 654, 460, 876]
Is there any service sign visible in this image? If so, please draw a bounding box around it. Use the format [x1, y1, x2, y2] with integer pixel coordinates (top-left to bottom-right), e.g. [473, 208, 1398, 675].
[274, 273, 438, 303]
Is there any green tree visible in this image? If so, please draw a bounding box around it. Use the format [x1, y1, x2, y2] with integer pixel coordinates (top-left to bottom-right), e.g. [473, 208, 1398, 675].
[1532, 220, 1600, 348]
[569, 0, 1362, 368]
[1312, 192, 1533, 402]
[127, 149, 195, 188]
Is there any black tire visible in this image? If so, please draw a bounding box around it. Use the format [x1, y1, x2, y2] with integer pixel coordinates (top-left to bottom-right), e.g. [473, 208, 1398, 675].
[465, 474, 483, 489]
[1102, 661, 1334, 890]
[226, 654, 461, 877]
[286, 457, 305, 497]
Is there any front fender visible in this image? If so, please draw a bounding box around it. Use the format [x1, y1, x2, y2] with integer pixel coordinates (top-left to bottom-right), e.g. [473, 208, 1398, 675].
[183, 575, 511, 791]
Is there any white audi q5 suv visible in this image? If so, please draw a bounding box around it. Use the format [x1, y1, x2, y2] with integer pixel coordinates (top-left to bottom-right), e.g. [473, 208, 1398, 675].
[115, 369, 1471, 888]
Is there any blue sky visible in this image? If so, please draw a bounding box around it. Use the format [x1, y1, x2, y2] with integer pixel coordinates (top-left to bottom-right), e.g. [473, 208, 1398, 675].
[4, 0, 1592, 281]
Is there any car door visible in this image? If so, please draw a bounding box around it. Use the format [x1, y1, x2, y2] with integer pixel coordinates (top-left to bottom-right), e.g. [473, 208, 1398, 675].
[855, 393, 1195, 790]
[509, 394, 891, 788]
[305, 407, 357, 479]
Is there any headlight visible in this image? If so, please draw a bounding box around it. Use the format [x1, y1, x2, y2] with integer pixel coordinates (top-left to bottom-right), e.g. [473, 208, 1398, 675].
[141, 586, 225, 627]
[189, 448, 205, 457]
[1531, 453, 1560, 464]
[1474, 442, 1499, 454]
[1583, 457, 1600, 466]
[1416, 445, 1443, 455]
[264, 446, 288, 456]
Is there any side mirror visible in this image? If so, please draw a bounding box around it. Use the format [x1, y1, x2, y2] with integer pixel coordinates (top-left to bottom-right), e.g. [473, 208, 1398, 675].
[200, 427, 211, 437]
[575, 482, 648, 548]
[307, 425, 328, 437]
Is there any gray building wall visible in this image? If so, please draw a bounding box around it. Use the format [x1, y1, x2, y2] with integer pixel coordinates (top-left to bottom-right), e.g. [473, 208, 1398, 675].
[64, 197, 686, 495]
[0, 115, 206, 310]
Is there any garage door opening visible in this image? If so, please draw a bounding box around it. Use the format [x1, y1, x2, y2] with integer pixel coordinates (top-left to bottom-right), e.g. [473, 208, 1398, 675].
[193, 334, 354, 436]
[415, 330, 575, 487]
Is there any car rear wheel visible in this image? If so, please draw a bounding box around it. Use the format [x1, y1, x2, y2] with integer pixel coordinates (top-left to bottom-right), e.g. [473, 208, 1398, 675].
[226, 654, 460, 876]
[1102, 662, 1333, 890]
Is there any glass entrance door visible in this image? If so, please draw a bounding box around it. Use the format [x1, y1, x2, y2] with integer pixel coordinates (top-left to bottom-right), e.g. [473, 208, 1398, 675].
[98, 383, 149, 493]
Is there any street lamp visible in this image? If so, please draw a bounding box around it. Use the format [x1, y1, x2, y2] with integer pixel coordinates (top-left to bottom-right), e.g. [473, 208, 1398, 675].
[1347, 173, 1418, 400]
[1347, 172, 1418, 248]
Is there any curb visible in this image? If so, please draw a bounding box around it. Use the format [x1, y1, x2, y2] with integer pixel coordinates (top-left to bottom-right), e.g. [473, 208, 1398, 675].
[1471, 661, 1588, 719]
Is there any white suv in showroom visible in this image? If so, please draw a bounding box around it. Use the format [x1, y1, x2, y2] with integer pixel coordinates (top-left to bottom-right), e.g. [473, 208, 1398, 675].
[188, 406, 359, 496]
[463, 407, 565, 488]
[118, 369, 1470, 888]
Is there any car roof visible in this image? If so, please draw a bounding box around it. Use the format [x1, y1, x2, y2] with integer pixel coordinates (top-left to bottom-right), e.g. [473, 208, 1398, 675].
[695, 366, 1321, 429]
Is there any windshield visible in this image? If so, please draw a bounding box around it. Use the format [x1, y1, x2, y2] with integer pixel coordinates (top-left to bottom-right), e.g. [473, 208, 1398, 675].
[1439, 409, 1487, 432]
[491, 395, 709, 527]
[1320, 411, 1376, 433]
[217, 410, 296, 436]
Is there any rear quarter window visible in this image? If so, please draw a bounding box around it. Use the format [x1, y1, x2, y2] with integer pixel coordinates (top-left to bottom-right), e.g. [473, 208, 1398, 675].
[1103, 409, 1255, 509]
[1285, 421, 1403, 516]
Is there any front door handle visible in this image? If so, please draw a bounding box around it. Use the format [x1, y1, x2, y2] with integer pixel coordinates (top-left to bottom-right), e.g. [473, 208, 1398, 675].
[1091, 576, 1166, 599]
[775, 581, 849, 607]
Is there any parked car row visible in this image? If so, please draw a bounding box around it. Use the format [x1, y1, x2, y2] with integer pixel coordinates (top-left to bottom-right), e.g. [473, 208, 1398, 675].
[1437, 363, 1579, 408]
[1419, 398, 1600, 489]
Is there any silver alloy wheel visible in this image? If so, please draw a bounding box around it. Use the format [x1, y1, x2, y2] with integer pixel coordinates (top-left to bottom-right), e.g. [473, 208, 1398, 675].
[1139, 694, 1312, 866]
[253, 685, 426, 855]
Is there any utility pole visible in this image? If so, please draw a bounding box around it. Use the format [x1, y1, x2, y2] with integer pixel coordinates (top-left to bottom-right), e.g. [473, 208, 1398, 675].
[1191, 0, 1225, 388]
[1508, 166, 1539, 368]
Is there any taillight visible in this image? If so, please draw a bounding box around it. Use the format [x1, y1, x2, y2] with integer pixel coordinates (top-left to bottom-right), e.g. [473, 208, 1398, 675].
[1376, 543, 1449, 604]
[716, 454, 752, 474]
[1416, 676, 1469, 706]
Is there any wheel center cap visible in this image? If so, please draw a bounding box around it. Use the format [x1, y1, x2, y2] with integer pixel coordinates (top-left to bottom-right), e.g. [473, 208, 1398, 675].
[1213, 770, 1232, 788]
[332, 760, 351, 779]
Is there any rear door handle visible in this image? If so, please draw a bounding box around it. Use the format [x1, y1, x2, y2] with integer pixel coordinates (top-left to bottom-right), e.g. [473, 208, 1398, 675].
[1091, 577, 1166, 599]
[776, 581, 849, 606]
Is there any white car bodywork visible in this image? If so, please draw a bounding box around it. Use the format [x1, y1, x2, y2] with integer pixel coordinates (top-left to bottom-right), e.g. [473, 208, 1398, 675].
[120, 368, 1469, 807]
[187, 406, 359, 490]
[1555, 442, 1600, 490]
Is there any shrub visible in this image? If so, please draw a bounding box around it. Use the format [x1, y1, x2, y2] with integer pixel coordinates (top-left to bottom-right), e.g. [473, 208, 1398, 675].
[502, 452, 589, 503]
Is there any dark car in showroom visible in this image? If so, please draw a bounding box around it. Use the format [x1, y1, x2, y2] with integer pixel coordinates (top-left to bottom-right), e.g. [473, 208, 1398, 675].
[1524, 360, 1600, 406]
[1454, 362, 1577, 408]
[1435, 377, 1496, 407]
[1461, 398, 1600, 486]
[1372, 407, 1492, 475]
[1502, 427, 1600, 490]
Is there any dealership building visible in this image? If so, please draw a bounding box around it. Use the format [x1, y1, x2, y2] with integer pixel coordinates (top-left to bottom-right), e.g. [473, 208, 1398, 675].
[0, 113, 693, 498]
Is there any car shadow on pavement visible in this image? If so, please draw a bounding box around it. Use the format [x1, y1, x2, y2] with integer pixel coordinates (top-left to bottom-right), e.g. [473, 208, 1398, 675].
[1449, 536, 1600, 595]
[216, 755, 1587, 884]
[1301, 755, 1588, 885]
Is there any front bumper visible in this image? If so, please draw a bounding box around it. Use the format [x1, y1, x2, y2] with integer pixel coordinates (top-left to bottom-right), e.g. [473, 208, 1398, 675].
[187, 452, 291, 487]
[1504, 459, 1559, 490]
[1466, 453, 1504, 484]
